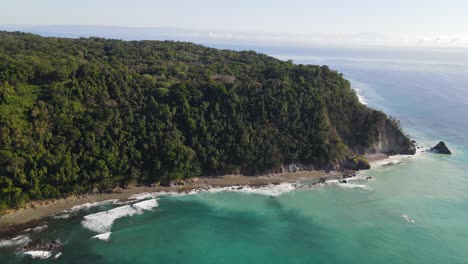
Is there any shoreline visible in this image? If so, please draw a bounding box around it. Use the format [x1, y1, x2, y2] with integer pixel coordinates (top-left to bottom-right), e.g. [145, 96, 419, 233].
[0, 170, 342, 237]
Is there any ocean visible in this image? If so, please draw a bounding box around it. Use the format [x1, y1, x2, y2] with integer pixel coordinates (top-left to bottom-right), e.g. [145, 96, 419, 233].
[1, 46, 468, 263]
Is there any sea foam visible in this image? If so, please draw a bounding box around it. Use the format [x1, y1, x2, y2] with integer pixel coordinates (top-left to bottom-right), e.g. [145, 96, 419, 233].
[0, 235, 31, 248]
[92, 232, 112, 241]
[53, 199, 119, 219]
[205, 183, 297, 196]
[70, 199, 119, 211]
[81, 199, 159, 233]
[24, 224, 48, 233]
[128, 192, 159, 201]
[125, 180, 366, 200]
[81, 181, 370, 235]
[370, 148, 425, 168]
[324, 179, 372, 191]
[402, 214, 416, 223]
[353, 88, 368, 105]
[23, 250, 52, 259]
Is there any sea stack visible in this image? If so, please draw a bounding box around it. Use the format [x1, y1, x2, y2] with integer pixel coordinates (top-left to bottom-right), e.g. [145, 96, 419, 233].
[430, 141, 452, 154]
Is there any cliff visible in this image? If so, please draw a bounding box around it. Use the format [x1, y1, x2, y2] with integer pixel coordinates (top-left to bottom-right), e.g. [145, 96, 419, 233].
[367, 119, 416, 155]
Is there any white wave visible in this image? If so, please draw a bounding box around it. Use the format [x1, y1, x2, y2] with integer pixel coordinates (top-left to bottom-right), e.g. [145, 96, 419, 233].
[133, 199, 159, 210]
[343, 175, 369, 181]
[123, 184, 297, 199]
[23, 251, 52, 259]
[204, 183, 297, 196]
[353, 88, 368, 105]
[401, 215, 416, 224]
[402, 214, 416, 223]
[370, 149, 425, 168]
[69, 199, 119, 212]
[123, 180, 365, 199]
[92, 232, 111, 241]
[81, 199, 159, 233]
[82, 205, 140, 233]
[338, 183, 372, 190]
[52, 213, 71, 219]
[0, 235, 31, 248]
[112, 200, 137, 205]
[24, 224, 48, 233]
[52, 199, 119, 219]
[128, 192, 158, 201]
[325, 179, 372, 191]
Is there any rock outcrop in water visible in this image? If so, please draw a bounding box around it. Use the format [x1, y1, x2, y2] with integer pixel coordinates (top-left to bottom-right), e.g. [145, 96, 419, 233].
[21, 240, 62, 253]
[430, 141, 452, 154]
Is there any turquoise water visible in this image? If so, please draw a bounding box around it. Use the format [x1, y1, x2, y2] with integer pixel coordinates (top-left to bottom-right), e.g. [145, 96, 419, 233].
[1, 48, 468, 263]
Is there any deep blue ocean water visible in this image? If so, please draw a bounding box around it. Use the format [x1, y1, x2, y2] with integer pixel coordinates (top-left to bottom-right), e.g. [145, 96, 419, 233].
[1, 46, 468, 264]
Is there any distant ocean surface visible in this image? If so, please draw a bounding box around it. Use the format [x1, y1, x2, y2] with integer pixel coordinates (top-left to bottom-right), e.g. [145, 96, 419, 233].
[1, 46, 468, 264]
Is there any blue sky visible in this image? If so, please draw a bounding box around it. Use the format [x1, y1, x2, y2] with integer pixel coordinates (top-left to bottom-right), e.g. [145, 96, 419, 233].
[2, 0, 468, 47]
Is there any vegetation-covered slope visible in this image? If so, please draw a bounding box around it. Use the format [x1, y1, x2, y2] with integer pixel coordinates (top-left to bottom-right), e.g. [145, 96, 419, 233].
[0, 32, 412, 212]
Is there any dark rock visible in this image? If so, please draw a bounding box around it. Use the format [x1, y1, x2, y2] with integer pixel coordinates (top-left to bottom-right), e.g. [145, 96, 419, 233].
[342, 170, 355, 178]
[159, 178, 172, 187]
[21, 239, 62, 253]
[430, 141, 452, 154]
[173, 179, 185, 186]
[340, 180, 348, 183]
[341, 155, 371, 171]
[158, 179, 184, 186]
[318, 177, 328, 183]
[366, 176, 372, 180]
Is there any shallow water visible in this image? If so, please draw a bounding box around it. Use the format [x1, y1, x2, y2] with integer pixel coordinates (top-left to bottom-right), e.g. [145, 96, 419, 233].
[1, 48, 468, 263]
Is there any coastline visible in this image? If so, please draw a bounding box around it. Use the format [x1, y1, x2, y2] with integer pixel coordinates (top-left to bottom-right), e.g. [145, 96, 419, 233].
[0, 150, 408, 238]
[0, 170, 341, 236]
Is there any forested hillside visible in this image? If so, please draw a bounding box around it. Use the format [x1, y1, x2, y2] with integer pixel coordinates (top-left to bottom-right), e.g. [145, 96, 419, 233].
[0, 31, 412, 212]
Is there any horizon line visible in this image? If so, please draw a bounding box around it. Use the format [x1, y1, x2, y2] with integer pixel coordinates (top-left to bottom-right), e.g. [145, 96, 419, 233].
[1, 24, 468, 51]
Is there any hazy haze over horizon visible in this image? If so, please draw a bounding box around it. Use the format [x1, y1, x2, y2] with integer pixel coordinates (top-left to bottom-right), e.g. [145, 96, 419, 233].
[1, 0, 468, 48]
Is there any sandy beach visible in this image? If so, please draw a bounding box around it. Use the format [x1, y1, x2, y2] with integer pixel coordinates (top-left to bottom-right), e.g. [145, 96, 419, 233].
[0, 170, 341, 236]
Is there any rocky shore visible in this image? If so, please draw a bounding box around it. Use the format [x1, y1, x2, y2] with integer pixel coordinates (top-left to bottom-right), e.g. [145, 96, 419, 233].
[0, 149, 402, 240]
[0, 170, 341, 237]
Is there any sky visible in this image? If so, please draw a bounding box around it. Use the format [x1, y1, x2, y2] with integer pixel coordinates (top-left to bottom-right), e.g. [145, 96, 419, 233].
[1, 0, 468, 47]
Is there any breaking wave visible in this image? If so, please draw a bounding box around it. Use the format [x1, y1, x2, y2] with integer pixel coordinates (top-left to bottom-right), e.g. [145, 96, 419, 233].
[53, 199, 119, 219]
[0, 235, 31, 248]
[370, 149, 425, 168]
[23, 250, 52, 259]
[203, 183, 297, 196]
[324, 179, 372, 191]
[81, 199, 159, 233]
[92, 232, 111, 241]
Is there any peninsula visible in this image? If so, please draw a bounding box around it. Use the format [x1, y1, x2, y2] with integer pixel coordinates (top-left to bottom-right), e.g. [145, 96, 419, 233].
[0, 31, 415, 217]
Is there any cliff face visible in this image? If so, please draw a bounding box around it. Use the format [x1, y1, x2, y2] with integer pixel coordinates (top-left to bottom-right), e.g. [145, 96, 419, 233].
[366, 119, 416, 155]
